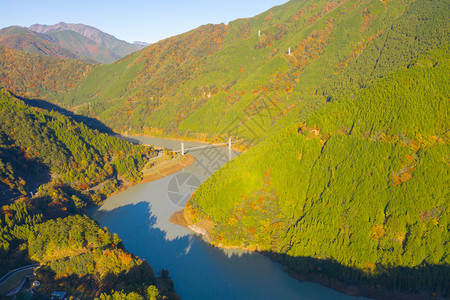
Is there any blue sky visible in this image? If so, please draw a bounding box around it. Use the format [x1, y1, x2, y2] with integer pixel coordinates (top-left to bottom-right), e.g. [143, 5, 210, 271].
[2, 0, 288, 44]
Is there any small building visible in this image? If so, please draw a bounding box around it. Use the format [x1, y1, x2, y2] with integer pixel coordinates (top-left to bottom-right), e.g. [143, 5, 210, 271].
[51, 291, 67, 299]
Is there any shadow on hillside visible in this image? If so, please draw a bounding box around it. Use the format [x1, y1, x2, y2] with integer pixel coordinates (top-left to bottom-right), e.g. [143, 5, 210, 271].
[262, 251, 449, 300]
[0, 146, 51, 203]
[0, 182, 21, 202]
[91, 201, 194, 257]
[13, 94, 115, 135]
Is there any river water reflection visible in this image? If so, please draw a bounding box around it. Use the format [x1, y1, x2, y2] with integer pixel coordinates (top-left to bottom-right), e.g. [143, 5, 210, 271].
[89, 136, 369, 300]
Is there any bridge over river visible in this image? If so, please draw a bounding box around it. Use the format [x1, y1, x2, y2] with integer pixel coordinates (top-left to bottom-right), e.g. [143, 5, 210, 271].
[174, 137, 233, 155]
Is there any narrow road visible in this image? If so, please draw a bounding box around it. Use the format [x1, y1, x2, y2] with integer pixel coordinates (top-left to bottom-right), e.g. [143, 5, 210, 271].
[148, 149, 164, 160]
[0, 264, 39, 286]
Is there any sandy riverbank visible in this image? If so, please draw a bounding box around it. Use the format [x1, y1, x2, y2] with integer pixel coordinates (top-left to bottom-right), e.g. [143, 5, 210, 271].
[141, 154, 195, 182]
[108, 154, 195, 197]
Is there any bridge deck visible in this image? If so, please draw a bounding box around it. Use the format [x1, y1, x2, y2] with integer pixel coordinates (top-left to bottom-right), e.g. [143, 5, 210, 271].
[173, 142, 233, 153]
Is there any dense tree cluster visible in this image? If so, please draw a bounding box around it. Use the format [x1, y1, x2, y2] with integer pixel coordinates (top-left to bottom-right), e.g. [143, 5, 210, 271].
[27, 215, 164, 298]
[0, 199, 177, 299]
[0, 202, 42, 261]
[0, 46, 92, 99]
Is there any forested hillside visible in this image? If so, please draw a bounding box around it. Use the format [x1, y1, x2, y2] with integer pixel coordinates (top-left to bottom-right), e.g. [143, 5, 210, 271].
[0, 88, 155, 209]
[186, 44, 450, 298]
[2, 0, 447, 144]
[0, 89, 179, 298]
[0, 46, 93, 99]
[0, 203, 177, 299]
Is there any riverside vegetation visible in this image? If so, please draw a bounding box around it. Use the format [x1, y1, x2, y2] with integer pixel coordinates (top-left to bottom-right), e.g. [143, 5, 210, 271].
[0, 0, 448, 298]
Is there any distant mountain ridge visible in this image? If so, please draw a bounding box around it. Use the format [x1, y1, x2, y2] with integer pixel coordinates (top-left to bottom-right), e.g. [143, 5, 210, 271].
[29, 22, 146, 59]
[133, 41, 150, 47]
[0, 26, 87, 61]
[45, 29, 121, 64]
[0, 22, 147, 64]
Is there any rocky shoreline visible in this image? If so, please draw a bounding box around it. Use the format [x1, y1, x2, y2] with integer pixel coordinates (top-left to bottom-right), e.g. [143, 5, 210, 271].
[169, 209, 211, 243]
